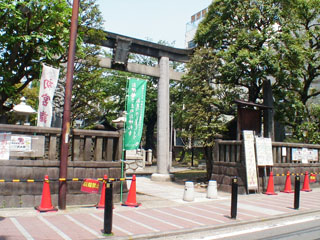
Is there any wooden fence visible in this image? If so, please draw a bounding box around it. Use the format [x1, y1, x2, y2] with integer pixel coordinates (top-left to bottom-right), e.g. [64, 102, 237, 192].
[0, 124, 123, 162]
[0, 124, 124, 207]
[212, 139, 320, 193]
[213, 139, 320, 164]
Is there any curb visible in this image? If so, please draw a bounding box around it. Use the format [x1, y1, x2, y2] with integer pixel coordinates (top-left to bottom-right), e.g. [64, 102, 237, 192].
[104, 209, 320, 240]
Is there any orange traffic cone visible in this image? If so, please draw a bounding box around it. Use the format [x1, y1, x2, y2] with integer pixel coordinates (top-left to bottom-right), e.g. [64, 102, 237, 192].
[282, 171, 294, 193]
[96, 175, 108, 209]
[301, 171, 312, 192]
[122, 175, 141, 207]
[264, 172, 277, 195]
[35, 175, 58, 212]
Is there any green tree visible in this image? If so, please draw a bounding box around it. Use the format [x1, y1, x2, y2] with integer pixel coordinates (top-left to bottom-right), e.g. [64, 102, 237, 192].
[181, 0, 282, 177]
[195, 0, 281, 102]
[0, 0, 72, 117]
[67, 0, 107, 127]
[177, 47, 235, 179]
[272, 0, 320, 143]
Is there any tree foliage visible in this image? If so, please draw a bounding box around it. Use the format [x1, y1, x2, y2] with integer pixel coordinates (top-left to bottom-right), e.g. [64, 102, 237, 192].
[183, 0, 320, 145]
[0, 0, 72, 115]
[195, 0, 281, 102]
[67, 0, 107, 126]
[272, 0, 320, 143]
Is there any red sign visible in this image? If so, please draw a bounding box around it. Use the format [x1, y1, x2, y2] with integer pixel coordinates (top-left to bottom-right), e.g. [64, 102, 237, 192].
[81, 179, 100, 193]
[310, 173, 316, 183]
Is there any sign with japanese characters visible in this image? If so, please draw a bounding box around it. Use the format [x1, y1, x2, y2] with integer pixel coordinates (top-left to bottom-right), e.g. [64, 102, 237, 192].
[310, 173, 316, 183]
[255, 137, 273, 166]
[292, 148, 318, 163]
[81, 179, 100, 193]
[37, 64, 59, 127]
[124, 78, 147, 150]
[243, 130, 258, 191]
[0, 133, 11, 160]
[10, 136, 32, 151]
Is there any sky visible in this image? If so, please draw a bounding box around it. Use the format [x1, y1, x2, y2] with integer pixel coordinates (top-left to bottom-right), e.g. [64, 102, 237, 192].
[96, 0, 212, 49]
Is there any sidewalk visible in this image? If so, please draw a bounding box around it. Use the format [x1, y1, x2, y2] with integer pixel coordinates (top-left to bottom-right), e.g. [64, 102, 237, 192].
[1, 176, 320, 240]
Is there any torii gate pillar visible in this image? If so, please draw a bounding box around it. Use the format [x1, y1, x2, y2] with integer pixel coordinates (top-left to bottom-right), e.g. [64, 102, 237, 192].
[151, 57, 174, 181]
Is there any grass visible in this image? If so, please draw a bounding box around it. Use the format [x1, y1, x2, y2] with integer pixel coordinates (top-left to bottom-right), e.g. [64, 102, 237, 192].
[173, 169, 207, 184]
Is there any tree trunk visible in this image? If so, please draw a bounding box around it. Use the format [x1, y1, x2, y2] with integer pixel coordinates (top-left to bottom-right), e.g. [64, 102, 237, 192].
[145, 117, 157, 152]
[204, 146, 213, 181]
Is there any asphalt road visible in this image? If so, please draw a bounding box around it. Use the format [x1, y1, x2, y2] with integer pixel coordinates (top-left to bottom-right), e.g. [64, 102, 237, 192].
[153, 212, 320, 240]
[214, 214, 320, 240]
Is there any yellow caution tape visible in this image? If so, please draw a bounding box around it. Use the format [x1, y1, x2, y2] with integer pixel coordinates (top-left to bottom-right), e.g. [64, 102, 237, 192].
[0, 177, 129, 183]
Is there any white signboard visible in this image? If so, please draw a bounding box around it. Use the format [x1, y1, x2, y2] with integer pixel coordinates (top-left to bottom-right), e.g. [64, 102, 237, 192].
[10, 136, 32, 152]
[312, 149, 319, 161]
[292, 148, 318, 163]
[243, 130, 258, 190]
[0, 133, 11, 160]
[255, 137, 273, 166]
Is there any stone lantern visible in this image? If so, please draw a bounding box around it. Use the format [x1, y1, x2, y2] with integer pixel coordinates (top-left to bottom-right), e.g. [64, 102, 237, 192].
[12, 97, 36, 125]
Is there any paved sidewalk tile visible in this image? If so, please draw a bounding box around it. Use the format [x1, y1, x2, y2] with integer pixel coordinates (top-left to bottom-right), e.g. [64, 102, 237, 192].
[1, 191, 320, 240]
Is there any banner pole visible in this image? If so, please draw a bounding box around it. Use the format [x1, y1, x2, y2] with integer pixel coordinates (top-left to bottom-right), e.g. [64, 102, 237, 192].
[120, 78, 129, 203]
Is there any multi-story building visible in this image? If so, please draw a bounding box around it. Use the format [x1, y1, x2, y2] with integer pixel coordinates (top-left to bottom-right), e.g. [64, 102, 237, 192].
[185, 7, 208, 48]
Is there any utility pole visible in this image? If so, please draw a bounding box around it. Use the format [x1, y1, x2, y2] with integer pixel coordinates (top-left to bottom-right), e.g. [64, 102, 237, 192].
[59, 0, 80, 210]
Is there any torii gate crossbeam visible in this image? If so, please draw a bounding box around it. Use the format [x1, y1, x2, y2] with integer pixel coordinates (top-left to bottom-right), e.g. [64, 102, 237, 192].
[88, 30, 193, 181]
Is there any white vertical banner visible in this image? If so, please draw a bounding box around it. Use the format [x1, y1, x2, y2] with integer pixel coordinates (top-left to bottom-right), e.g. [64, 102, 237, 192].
[37, 64, 59, 127]
[243, 130, 258, 191]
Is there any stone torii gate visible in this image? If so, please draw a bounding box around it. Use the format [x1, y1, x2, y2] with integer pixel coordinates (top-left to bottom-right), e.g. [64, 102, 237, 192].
[90, 30, 193, 181]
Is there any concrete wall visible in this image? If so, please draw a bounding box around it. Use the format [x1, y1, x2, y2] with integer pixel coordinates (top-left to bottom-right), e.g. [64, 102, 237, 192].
[0, 160, 126, 208]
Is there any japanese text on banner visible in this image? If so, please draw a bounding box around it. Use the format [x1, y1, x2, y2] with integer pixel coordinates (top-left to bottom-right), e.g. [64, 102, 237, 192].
[124, 78, 147, 150]
[37, 64, 59, 127]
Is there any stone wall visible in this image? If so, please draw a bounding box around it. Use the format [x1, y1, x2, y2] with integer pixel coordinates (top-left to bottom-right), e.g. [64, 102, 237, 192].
[211, 162, 320, 194]
[0, 160, 127, 208]
[211, 162, 247, 194]
[271, 163, 320, 192]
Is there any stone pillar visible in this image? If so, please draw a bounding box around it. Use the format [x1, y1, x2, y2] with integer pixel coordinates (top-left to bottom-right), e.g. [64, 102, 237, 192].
[151, 56, 174, 181]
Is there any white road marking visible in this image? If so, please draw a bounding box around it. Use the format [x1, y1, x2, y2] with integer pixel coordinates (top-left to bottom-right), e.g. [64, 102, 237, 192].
[172, 207, 225, 223]
[38, 215, 71, 240]
[65, 215, 104, 239]
[135, 211, 184, 229]
[10, 218, 34, 240]
[114, 212, 160, 232]
[153, 209, 205, 226]
[219, 201, 284, 215]
[89, 213, 133, 236]
[188, 205, 230, 221]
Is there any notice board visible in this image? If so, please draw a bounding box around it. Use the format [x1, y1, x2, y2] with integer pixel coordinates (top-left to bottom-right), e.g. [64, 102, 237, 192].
[255, 137, 273, 166]
[243, 130, 258, 191]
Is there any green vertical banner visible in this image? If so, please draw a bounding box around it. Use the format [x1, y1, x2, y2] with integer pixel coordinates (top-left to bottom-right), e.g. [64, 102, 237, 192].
[124, 78, 147, 150]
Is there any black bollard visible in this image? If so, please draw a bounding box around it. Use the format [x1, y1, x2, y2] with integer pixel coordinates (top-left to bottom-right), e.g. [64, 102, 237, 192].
[294, 176, 300, 210]
[104, 181, 113, 235]
[231, 177, 238, 219]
